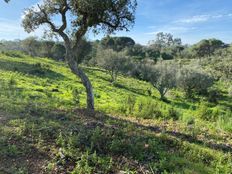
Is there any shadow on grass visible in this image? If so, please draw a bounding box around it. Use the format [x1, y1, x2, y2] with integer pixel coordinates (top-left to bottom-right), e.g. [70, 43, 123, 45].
[112, 82, 148, 97]
[0, 59, 66, 80]
[0, 107, 231, 173]
[101, 114, 232, 153]
[171, 100, 195, 110]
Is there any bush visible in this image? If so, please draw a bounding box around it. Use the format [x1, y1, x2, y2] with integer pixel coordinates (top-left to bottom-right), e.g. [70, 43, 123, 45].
[177, 67, 214, 98]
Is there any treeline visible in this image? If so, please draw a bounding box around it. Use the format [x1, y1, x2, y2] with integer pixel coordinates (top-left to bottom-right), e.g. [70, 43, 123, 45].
[0, 37, 66, 60]
[1, 33, 231, 101]
[0, 32, 230, 62]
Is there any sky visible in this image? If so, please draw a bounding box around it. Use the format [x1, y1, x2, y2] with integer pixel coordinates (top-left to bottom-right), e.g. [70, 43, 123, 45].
[0, 0, 232, 45]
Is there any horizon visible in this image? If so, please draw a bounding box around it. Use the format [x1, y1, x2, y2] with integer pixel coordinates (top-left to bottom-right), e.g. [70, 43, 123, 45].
[0, 0, 232, 45]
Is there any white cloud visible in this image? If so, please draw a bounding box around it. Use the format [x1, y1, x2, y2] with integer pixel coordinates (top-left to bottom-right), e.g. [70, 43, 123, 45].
[176, 15, 210, 23]
[176, 13, 232, 24]
[146, 26, 196, 35]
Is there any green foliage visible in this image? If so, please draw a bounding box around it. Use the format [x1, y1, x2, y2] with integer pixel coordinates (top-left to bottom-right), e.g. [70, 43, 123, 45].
[229, 86, 232, 97]
[134, 98, 160, 119]
[119, 95, 136, 115]
[200, 55, 232, 81]
[177, 67, 214, 98]
[0, 53, 231, 173]
[141, 62, 177, 100]
[216, 109, 232, 132]
[96, 49, 129, 82]
[71, 151, 113, 174]
[196, 103, 213, 121]
[1, 50, 25, 58]
[101, 36, 135, 52]
[72, 88, 82, 106]
[148, 32, 184, 60]
[191, 39, 226, 58]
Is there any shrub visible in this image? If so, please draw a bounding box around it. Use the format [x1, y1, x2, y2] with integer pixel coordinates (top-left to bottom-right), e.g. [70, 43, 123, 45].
[177, 67, 214, 98]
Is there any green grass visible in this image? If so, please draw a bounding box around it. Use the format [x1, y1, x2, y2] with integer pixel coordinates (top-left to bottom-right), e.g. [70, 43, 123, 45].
[0, 51, 231, 173]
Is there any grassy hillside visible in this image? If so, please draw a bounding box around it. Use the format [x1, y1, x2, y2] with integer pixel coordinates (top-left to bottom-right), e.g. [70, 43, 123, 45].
[0, 52, 231, 173]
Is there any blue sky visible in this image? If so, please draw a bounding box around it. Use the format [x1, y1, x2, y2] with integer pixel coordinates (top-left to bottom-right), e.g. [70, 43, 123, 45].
[0, 0, 232, 45]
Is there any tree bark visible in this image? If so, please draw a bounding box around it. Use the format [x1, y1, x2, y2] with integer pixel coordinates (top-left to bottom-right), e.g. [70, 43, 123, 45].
[66, 53, 95, 112]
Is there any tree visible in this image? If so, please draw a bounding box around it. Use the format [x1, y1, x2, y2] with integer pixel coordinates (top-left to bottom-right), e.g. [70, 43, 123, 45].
[97, 49, 128, 82]
[22, 0, 137, 111]
[22, 37, 40, 56]
[141, 62, 177, 101]
[101, 36, 135, 51]
[149, 32, 183, 60]
[126, 44, 146, 60]
[177, 67, 214, 98]
[145, 47, 160, 63]
[192, 39, 226, 58]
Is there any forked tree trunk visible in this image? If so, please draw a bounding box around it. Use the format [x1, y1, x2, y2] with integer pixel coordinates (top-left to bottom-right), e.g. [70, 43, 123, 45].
[66, 53, 94, 112]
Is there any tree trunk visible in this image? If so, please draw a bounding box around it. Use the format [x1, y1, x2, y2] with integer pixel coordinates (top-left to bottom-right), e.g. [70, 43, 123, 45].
[66, 53, 94, 112]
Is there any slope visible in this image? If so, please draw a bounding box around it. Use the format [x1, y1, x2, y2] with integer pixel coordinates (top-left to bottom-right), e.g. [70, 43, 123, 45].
[0, 52, 231, 173]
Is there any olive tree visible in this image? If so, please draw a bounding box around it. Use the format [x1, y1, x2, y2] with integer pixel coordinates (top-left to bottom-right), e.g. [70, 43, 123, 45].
[142, 62, 177, 101]
[177, 67, 214, 98]
[97, 49, 128, 82]
[22, 0, 137, 111]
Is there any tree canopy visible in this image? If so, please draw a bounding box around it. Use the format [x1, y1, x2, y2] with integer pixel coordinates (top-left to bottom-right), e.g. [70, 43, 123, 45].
[22, 0, 137, 52]
[101, 36, 135, 51]
[192, 39, 226, 57]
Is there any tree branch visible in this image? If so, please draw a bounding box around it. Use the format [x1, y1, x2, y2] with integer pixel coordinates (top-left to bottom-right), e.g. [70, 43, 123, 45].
[58, 1, 69, 32]
[37, 3, 70, 46]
